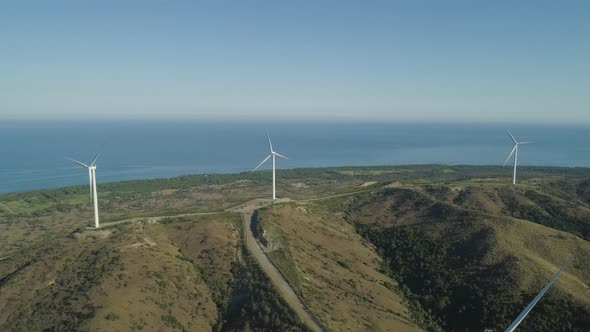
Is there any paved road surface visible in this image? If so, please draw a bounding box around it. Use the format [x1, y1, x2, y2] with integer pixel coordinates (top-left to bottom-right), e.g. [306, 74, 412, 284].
[94, 193, 386, 331]
[96, 198, 324, 331]
[239, 202, 324, 332]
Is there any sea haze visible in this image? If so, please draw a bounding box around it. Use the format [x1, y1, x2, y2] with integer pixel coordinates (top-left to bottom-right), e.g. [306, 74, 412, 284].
[1, 121, 589, 193]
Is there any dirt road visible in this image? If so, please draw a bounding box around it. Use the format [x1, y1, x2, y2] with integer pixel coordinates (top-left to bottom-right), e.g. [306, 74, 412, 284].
[98, 211, 221, 228]
[99, 192, 382, 331]
[98, 198, 323, 331]
[237, 200, 324, 332]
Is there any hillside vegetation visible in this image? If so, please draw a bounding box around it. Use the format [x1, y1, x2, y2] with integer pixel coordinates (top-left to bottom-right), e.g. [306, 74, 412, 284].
[2, 165, 585, 258]
[2, 165, 590, 331]
[249, 171, 590, 331]
[0, 214, 306, 331]
[254, 204, 420, 331]
[346, 179, 590, 331]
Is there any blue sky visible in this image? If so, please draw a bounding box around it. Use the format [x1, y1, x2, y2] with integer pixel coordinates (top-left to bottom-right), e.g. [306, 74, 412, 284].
[1, 1, 589, 123]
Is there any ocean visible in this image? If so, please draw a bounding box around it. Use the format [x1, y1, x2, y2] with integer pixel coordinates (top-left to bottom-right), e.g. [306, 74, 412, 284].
[1, 121, 589, 193]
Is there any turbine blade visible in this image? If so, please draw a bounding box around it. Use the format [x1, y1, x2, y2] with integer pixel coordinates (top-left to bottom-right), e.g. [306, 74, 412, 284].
[266, 129, 274, 153]
[506, 129, 518, 145]
[505, 256, 573, 332]
[66, 157, 89, 168]
[90, 152, 101, 167]
[274, 152, 288, 160]
[0, 203, 15, 215]
[519, 142, 533, 145]
[252, 154, 272, 172]
[503, 145, 517, 166]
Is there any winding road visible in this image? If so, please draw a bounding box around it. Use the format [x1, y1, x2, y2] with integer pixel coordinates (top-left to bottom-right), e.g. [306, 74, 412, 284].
[101, 198, 327, 331]
[233, 199, 324, 332]
[98, 188, 385, 331]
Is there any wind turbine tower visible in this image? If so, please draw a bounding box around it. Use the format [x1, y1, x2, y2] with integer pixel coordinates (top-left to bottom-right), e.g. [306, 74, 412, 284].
[504, 130, 531, 185]
[67, 153, 101, 228]
[253, 130, 288, 200]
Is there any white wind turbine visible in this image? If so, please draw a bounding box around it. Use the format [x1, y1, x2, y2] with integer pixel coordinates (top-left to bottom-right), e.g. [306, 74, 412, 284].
[504, 130, 531, 185]
[252, 130, 288, 200]
[67, 153, 101, 228]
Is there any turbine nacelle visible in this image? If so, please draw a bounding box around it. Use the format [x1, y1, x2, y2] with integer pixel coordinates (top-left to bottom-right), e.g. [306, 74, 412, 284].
[252, 130, 288, 200]
[504, 130, 532, 185]
[66, 152, 100, 170]
[66, 152, 101, 228]
[253, 131, 288, 172]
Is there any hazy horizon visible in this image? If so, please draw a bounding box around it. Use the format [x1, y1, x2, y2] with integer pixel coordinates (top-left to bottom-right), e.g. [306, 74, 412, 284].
[2, 121, 589, 193]
[3, 118, 590, 127]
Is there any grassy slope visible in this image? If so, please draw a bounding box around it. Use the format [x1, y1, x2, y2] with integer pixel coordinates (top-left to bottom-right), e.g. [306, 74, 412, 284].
[254, 203, 421, 331]
[2, 165, 590, 331]
[346, 178, 590, 331]
[2, 165, 587, 258]
[0, 211, 308, 331]
[83, 222, 219, 332]
[0, 218, 222, 331]
[0, 230, 122, 329]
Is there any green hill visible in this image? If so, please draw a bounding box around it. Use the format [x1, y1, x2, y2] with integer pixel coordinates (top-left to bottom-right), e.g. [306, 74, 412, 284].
[346, 179, 590, 331]
[2, 165, 590, 331]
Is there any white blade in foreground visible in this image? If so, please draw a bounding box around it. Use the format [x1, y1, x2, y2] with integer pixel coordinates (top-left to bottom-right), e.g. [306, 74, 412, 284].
[504, 145, 517, 166]
[504, 255, 574, 332]
[253, 154, 272, 172]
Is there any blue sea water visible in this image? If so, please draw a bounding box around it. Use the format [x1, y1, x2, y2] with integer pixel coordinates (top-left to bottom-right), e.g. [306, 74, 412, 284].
[0, 121, 589, 193]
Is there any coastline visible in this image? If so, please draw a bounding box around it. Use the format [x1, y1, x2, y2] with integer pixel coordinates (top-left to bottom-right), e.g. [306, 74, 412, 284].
[2, 164, 590, 196]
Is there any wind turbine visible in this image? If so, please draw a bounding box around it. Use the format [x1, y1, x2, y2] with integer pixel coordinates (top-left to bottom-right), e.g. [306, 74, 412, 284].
[505, 255, 573, 332]
[252, 130, 288, 200]
[504, 130, 531, 185]
[66, 153, 101, 228]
